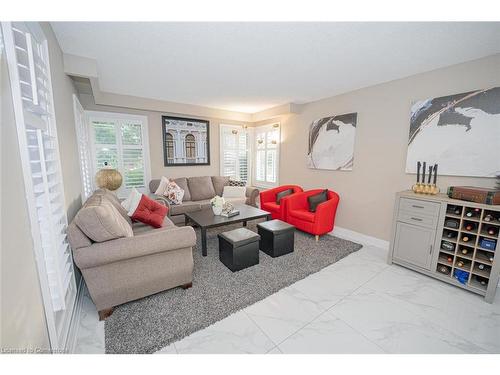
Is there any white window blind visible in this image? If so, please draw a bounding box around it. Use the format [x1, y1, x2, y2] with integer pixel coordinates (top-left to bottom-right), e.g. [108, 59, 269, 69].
[3, 21, 76, 348]
[254, 123, 280, 187]
[73, 94, 93, 202]
[220, 124, 250, 183]
[87, 112, 150, 196]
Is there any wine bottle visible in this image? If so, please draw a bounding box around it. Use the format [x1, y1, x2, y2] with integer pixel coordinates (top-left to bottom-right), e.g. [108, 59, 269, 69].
[457, 260, 464, 267]
[454, 207, 461, 215]
[465, 210, 473, 218]
[478, 263, 485, 270]
[446, 231, 456, 239]
[489, 255, 494, 262]
[484, 214, 493, 222]
[462, 235, 470, 242]
[487, 227, 497, 236]
[447, 257, 453, 263]
[461, 248, 469, 255]
[465, 223, 476, 231]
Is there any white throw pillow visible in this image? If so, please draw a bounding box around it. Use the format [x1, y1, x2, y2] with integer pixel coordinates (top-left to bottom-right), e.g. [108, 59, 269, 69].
[222, 186, 246, 199]
[124, 188, 143, 216]
[121, 187, 138, 212]
[164, 180, 185, 205]
[154, 176, 170, 195]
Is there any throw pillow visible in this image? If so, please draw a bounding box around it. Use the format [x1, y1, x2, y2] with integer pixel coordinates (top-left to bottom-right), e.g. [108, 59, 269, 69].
[227, 179, 246, 187]
[276, 188, 294, 204]
[154, 176, 170, 195]
[307, 189, 329, 212]
[75, 195, 133, 242]
[121, 188, 141, 216]
[129, 194, 168, 228]
[122, 188, 143, 216]
[164, 179, 185, 205]
[222, 185, 246, 199]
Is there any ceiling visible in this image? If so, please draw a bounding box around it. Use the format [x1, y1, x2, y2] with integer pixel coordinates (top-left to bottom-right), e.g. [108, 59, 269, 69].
[51, 22, 500, 113]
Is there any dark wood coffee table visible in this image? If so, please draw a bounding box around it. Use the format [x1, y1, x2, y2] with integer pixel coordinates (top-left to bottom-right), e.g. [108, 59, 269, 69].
[184, 204, 271, 256]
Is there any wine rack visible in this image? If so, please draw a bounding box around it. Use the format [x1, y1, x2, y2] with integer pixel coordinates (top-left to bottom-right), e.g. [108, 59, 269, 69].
[438, 203, 499, 294]
[389, 191, 500, 303]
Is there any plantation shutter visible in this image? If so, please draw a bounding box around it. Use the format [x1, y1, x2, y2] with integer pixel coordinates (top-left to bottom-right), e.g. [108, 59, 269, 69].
[89, 113, 149, 196]
[220, 125, 249, 183]
[253, 124, 280, 187]
[3, 21, 78, 349]
[73, 94, 93, 202]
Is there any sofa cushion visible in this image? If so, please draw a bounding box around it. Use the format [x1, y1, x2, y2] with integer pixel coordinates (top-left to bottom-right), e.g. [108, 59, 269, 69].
[307, 189, 328, 212]
[276, 188, 294, 204]
[132, 216, 176, 235]
[289, 208, 315, 223]
[173, 177, 191, 201]
[188, 176, 216, 201]
[169, 201, 202, 216]
[212, 176, 229, 196]
[75, 194, 133, 242]
[94, 189, 132, 225]
[261, 201, 280, 213]
[130, 194, 169, 228]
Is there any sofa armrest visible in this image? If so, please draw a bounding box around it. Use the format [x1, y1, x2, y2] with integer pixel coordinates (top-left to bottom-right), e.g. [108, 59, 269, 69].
[74, 226, 196, 269]
[245, 186, 259, 207]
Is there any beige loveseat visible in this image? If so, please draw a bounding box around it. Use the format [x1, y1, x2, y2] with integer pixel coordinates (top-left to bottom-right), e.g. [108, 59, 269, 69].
[149, 176, 259, 225]
[67, 189, 196, 319]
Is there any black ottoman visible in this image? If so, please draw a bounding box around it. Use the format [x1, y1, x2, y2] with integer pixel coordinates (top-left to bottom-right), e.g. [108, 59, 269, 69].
[218, 228, 260, 272]
[257, 219, 295, 257]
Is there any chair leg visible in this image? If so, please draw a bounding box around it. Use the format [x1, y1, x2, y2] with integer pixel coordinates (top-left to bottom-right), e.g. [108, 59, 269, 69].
[98, 307, 114, 321]
[315, 235, 319, 242]
[181, 282, 193, 289]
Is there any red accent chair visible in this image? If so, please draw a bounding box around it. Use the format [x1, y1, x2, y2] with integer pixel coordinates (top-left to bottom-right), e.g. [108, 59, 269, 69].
[259, 185, 304, 221]
[286, 189, 340, 241]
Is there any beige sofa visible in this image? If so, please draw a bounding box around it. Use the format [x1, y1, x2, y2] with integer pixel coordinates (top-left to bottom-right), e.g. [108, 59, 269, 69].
[149, 176, 259, 225]
[67, 189, 196, 319]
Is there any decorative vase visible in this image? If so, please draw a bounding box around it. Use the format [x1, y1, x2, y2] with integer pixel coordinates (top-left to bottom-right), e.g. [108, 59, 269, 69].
[212, 206, 223, 215]
[95, 161, 122, 191]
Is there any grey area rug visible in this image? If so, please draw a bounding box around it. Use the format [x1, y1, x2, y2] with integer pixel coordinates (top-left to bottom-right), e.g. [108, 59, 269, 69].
[105, 221, 362, 353]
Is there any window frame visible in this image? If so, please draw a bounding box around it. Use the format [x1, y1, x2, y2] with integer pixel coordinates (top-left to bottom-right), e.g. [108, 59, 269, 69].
[219, 124, 251, 184]
[252, 123, 280, 188]
[86, 111, 151, 198]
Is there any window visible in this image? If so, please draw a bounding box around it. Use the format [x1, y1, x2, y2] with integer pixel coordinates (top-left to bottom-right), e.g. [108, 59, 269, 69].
[220, 124, 250, 183]
[73, 95, 93, 202]
[254, 123, 280, 187]
[185, 133, 196, 160]
[87, 111, 151, 197]
[165, 132, 174, 162]
[2, 21, 76, 348]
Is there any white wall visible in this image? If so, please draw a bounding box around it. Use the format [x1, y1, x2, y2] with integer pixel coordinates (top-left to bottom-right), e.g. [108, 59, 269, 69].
[276, 54, 500, 241]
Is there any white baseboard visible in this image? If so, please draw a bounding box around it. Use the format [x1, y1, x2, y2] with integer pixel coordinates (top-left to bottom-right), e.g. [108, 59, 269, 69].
[66, 277, 85, 354]
[329, 226, 390, 250]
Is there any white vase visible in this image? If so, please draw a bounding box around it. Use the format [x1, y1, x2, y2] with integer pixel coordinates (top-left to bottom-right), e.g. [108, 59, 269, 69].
[212, 205, 223, 215]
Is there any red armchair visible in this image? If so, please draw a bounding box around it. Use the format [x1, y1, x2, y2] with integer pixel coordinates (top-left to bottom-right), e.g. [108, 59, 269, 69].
[286, 189, 340, 241]
[259, 185, 304, 221]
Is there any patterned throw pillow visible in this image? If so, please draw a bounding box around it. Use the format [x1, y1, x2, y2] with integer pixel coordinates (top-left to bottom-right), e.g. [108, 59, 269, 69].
[163, 179, 185, 205]
[227, 179, 246, 187]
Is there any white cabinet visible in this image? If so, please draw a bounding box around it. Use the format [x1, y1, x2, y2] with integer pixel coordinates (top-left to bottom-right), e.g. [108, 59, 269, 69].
[389, 191, 500, 303]
[393, 222, 435, 270]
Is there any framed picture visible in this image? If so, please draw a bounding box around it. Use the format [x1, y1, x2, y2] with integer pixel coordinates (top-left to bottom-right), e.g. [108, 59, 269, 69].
[307, 112, 357, 171]
[406, 87, 500, 177]
[162, 115, 210, 166]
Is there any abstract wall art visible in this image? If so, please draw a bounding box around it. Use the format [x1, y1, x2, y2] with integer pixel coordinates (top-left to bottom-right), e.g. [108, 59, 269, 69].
[406, 87, 500, 177]
[307, 112, 357, 171]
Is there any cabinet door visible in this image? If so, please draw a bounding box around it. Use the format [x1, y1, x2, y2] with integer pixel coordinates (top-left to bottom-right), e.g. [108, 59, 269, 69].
[393, 222, 435, 270]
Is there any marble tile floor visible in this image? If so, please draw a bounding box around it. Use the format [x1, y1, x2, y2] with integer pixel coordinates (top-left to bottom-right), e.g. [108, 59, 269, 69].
[73, 243, 500, 354]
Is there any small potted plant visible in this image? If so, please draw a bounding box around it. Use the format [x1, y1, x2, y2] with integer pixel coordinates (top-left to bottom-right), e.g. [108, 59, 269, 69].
[210, 195, 225, 215]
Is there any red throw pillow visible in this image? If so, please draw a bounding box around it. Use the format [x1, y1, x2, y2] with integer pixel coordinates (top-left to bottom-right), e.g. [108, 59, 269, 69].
[130, 194, 168, 228]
